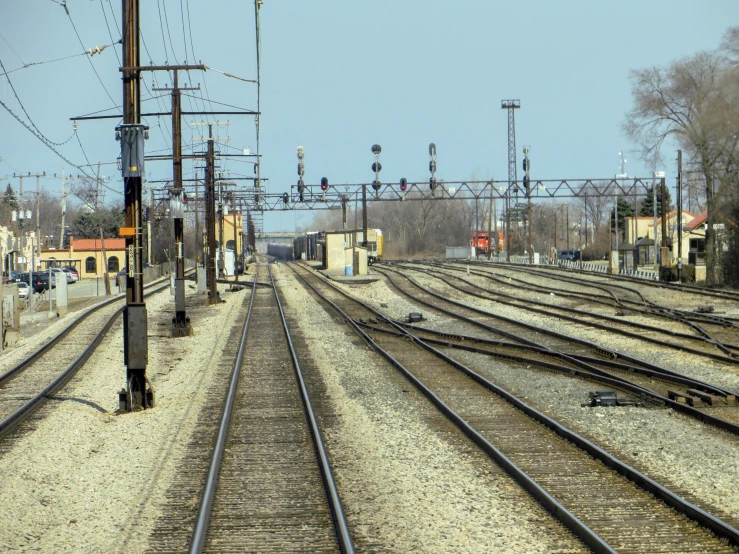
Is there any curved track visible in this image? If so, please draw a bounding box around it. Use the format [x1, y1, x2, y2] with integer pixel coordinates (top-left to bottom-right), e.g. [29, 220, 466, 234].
[0, 275, 181, 439]
[375, 264, 739, 434]
[476, 260, 739, 314]
[189, 264, 353, 553]
[402, 264, 739, 364]
[288, 261, 739, 553]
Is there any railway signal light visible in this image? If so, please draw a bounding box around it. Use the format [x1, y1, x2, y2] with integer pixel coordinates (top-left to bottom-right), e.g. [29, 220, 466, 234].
[282, 192, 289, 205]
[297, 179, 305, 202]
[321, 177, 328, 191]
[371, 143, 383, 194]
[400, 178, 407, 192]
[429, 142, 438, 192]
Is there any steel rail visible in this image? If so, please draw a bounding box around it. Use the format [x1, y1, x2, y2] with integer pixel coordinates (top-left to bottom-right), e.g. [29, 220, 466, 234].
[487, 259, 739, 302]
[401, 263, 739, 364]
[357, 321, 726, 407]
[0, 272, 191, 388]
[189, 265, 354, 553]
[289, 262, 739, 549]
[407, 261, 739, 393]
[286, 263, 616, 554]
[374, 265, 739, 435]
[271, 264, 354, 554]
[432, 260, 739, 330]
[0, 277, 177, 438]
[189, 267, 259, 554]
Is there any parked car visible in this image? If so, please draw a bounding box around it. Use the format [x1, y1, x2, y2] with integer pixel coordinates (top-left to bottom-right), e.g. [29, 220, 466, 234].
[61, 266, 80, 280]
[62, 268, 78, 282]
[16, 281, 29, 299]
[24, 272, 54, 294]
[557, 249, 581, 261]
[51, 267, 77, 284]
[115, 264, 150, 287]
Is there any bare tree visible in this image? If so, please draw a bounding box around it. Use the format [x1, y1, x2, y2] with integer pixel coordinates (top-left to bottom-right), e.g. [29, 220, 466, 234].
[624, 30, 739, 283]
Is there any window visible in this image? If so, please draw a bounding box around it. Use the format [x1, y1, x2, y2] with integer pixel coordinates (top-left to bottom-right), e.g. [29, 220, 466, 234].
[85, 256, 96, 273]
[226, 240, 236, 251]
[108, 256, 119, 272]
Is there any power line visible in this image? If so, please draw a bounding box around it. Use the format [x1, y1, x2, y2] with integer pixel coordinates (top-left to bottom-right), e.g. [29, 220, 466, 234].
[63, 4, 119, 108]
[99, 0, 122, 66]
[0, 57, 76, 146]
[0, 97, 93, 179]
[0, 43, 121, 80]
[160, 0, 182, 64]
[0, 31, 26, 65]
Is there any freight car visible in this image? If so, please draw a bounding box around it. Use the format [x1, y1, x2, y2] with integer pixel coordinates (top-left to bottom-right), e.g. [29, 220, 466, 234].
[293, 231, 321, 261]
[267, 243, 295, 261]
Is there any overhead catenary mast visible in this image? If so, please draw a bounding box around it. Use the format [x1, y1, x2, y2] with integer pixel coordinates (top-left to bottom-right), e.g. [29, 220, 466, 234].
[253, 0, 263, 237]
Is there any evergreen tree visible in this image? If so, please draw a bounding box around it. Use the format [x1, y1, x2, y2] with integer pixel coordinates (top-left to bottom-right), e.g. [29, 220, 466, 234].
[69, 207, 125, 239]
[3, 184, 19, 211]
[639, 184, 672, 217]
[610, 196, 635, 240]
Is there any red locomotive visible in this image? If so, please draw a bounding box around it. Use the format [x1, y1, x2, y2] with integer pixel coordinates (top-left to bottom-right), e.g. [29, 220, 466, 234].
[471, 232, 491, 254]
[471, 231, 506, 255]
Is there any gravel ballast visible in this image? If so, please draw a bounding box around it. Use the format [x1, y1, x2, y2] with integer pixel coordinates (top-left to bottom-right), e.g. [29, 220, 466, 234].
[338, 266, 739, 526]
[276, 266, 586, 553]
[0, 284, 247, 553]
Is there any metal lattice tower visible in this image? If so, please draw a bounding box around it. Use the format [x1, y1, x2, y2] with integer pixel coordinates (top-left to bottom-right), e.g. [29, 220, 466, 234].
[501, 99, 520, 253]
[501, 100, 521, 187]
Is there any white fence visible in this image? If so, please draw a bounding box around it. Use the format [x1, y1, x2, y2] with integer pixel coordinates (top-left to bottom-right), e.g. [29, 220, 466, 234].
[489, 256, 657, 281]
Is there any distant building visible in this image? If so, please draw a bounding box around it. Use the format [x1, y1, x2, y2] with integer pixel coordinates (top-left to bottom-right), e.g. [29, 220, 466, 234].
[624, 209, 700, 264]
[0, 227, 38, 274]
[40, 236, 126, 279]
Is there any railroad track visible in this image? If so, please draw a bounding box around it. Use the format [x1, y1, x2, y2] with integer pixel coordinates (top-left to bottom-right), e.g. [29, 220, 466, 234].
[288, 261, 739, 553]
[470, 259, 739, 315]
[452, 260, 739, 340]
[398, 261, 739, 363]
[374, 264, 739, 434]
[0, 274, 188, 441]
[188, 263, 352, 553]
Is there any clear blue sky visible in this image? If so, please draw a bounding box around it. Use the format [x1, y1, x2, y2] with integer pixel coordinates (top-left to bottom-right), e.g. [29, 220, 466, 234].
[1, 0, 736, 231]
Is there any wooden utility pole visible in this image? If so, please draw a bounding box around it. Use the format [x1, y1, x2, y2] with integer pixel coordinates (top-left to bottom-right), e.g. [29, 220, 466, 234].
[100, 227, 111, 296]
[677, 150, 683, 281]
[59, 172, 67, 249]
[120, 0, 151, 410]
[232, 192, 239, 283]
[205, 125, 217, 304]
[167, 70, 194, 334]
[488, 187, 494, 257]
[194, 172, 200, 283]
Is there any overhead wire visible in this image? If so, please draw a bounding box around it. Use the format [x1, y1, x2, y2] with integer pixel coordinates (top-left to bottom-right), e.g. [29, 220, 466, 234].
[0, 97, 93, 179]
[63, 3, 119, 109]
[99, 0, 122, 66]
[0, 31, 26, 65]
[0, 44, 120, 78]
[0, 57, 76, 146]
